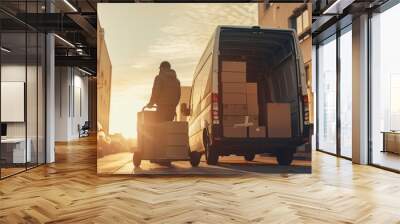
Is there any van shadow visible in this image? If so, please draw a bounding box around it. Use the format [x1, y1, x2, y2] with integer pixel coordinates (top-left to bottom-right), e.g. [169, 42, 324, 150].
[215, 155, 311, 174]
[216, 162, 312, 174]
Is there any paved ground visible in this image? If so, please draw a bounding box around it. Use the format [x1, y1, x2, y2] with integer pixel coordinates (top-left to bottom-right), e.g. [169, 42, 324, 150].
[97, 152, 311, 175]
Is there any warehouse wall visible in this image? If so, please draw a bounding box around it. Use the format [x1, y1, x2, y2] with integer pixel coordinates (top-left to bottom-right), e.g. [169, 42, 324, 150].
[97, 21, 112, 135]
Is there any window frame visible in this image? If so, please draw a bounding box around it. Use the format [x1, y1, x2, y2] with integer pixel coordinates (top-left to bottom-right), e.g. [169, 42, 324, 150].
[315, 24, 353, 160]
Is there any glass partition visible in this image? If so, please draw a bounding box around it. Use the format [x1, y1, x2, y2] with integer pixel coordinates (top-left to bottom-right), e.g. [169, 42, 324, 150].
[0, 2, 46, 179]
[1, 31, 28, 177]
[371, 3, 400, 171]
[317, 35, 337, 154]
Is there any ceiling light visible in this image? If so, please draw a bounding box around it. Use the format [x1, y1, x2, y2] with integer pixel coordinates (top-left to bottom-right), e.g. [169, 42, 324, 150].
[54, 34, 75, 48]
[63, 0, 78, 12]
[1, 47, 11, 53]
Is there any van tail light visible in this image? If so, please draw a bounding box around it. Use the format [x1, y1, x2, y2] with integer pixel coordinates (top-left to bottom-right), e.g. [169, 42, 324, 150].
[212, 93, 220, 124]
[302, 95, 310, 125]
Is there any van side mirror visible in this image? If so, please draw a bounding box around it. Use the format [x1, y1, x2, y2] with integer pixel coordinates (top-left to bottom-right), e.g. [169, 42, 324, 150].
[180, 103, 190, 116]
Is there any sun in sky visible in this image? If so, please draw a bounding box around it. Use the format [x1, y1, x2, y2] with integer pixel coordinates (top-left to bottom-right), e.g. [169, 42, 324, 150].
[97, 3, 258, 139]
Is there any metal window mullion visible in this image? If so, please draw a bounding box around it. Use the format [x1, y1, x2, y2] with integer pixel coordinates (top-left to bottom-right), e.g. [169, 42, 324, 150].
[367, 10, 373, 165]
[36, 0, 39, 167]
[25, 0, 28, 171]
[336, 29, 341, 157]
[315, 44, 320, 150]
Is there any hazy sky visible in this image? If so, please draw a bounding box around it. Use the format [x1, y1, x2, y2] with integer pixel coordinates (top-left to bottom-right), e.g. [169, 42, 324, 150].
[98, 3, 258, 138]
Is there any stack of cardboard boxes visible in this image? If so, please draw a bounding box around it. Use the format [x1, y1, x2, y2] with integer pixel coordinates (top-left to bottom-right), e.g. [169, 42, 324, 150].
[138, 110, 189, 159]
[247, 83, 266, 138]
[159, 121, 189, 159]
[221, 61, 266, 138]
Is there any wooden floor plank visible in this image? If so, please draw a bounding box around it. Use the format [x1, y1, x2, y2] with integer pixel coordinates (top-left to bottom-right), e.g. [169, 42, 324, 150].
[0, 136, 399, 223]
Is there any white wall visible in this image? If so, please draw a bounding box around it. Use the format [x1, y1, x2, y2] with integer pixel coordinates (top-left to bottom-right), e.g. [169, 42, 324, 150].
[55, 67, 89, 141]
[1, 65, 41, 137]
[1, 63, 46, 164]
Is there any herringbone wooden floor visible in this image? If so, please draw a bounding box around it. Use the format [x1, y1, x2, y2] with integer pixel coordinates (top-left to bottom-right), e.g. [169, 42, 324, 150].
[1, 136, 400, 223]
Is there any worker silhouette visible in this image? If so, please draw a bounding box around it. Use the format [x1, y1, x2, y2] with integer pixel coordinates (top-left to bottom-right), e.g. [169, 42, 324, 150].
[147, 61, 181, 122]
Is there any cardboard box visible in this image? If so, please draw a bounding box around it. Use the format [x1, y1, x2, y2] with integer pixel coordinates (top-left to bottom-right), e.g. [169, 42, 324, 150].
[246, 83, 259, 115]
[385, 132, 400, 154]
[139, 124, 159, 158]
[248, 115, 259, 126]
[222, 83, 247, 93]
[137, 110, 158, 125]
[162, 146, 189, 159]
[159, 121, 188, 134]
[223, 126, 247, 138]
[249, 126, 266, 138]
[164, 133, 189, 146]
[221, 71, 246, 83]
[222, 61, 246, 73]
[223, 93, 246, 104]
[223, 115, 258, 127]
[247, 93, 258, 115]
[141, 121, 189, 159]
[223, 104, 248, 115]
[246, 83, 258, 94]
[267, 103, 292, 138]
[223, 115, 246, 126]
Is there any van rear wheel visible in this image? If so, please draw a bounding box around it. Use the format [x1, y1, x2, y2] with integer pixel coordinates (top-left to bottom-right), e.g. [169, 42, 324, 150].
[244, 153, 255, 161]
[276, 150, 294, 166]
[206, 148, 218, 165]
[204, 136, 218, 165]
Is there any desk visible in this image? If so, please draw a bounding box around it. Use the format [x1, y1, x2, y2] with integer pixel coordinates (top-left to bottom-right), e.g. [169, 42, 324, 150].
[382, 132, 400, 154]
[1, 138, 31, 164]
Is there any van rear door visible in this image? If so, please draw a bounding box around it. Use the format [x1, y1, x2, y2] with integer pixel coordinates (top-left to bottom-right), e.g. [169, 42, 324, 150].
[218, 27, 304, 139]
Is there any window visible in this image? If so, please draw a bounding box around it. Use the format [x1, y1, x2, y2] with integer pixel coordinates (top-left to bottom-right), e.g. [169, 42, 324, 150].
[265, 2, 271, 9]
[339, 27, 352, 158]
[371, 3, 400, 171]
[390, 74, 400, 130]
[317, 35, 337, 154]
[291, 8, 310, 36]
[316, 24, 353, 159]
[302, 10, 309, 29]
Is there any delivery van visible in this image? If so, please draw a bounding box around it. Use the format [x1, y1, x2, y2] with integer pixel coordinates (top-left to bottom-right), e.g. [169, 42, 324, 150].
[180, 26, 312, 166]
